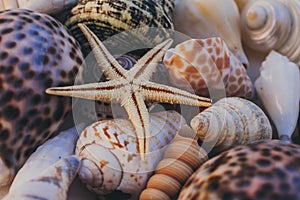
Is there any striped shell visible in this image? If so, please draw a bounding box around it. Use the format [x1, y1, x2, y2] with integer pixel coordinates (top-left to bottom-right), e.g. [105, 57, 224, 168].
[191, 97, 272, 154]
[76, 110, 185, 199]
[241, 0, 300, 66]
[65, 0, 175, 56]
[163, 38, 254, 99]
[140, 126, 208, 200]
[0, 9, 84, 186]
[179, 140, 300, 200]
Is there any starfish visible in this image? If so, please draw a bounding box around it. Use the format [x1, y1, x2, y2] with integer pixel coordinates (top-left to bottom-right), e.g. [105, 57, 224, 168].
[46, 23, 212, 160]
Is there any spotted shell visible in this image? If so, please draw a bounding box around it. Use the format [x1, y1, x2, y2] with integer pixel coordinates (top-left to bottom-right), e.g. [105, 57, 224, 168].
[163, 38, 254, 99]
[65, 0, 175, 56]
[76, 110, 186, 199]
[0, 9, 84, 186]
[179, 140, 300, 200]
[191, 97, 272, 154]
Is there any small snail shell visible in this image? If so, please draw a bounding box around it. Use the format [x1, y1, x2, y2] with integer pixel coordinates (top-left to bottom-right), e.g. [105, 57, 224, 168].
[163, 38, 254, 99]
[76, 110, 186, 199]
[173, 0, 248, 66]
[255, 51, 300, 141]
[241, 0, 300, 66]
[3, 155, 79, 200]
[191, 97, 272, 153]
[178, 140, 300, 200]
[0, 0, 78, 14]
[140, 125, 208, 200]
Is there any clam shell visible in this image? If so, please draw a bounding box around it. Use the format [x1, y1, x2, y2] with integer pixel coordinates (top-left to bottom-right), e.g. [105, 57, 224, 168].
[0, 9, 84, 186]
[255, 51, 300, 141]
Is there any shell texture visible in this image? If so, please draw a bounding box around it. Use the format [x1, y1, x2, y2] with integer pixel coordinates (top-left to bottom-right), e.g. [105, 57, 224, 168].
[140, 125, 208, 200]
[173, 0, 249, 66]
[241, 0, 300, 66]
[76, 110, 186, 199]
[178, 140, 300, 200]
[255, 51, 300, 141]
[0, 9, 84, 186]
[3, 155, 79, 200]
[65, 0, 175, 56]
[163, 38, 254, 99]
[191, 97, 272, 153]
[0, 0, 78, 14]
[234, 0, 255, 13]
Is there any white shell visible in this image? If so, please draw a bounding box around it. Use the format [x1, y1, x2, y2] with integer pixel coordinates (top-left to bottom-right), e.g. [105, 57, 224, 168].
[241, 0, 300, 66]
[173, 0, 248, 66]
[76, 110, 186, 199]
[0, 0, 78, 14]
[255, 51, 300, 140]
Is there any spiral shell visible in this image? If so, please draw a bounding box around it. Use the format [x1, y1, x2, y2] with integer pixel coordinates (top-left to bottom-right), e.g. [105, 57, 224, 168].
[179, 140, 300, 200]
[191, 97, 272, 153]
[0, 0, 78, 14]
[76, 110, 185, 199]
[65, 0, 175, 56]
[255, 51, 300, 141]
[241, 0, 300, 66]
[0, 9, 84, 186]
[140, 125, 208, 200]
[163, 38, 254, 99]
[173, 0, 248, 66]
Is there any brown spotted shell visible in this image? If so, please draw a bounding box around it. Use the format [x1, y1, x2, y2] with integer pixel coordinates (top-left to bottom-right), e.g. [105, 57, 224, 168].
[0, 9, 84, 181]
[179, 140, 300, 200]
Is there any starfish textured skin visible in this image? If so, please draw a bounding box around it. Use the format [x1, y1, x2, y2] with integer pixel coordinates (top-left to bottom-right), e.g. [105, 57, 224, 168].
[46, 23, 212, 160]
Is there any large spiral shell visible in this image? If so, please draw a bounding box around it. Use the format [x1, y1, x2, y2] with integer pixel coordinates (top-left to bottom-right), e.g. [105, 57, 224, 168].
[76, 110, 185, 199]
[65, 0, 175, 56]
[241, 0, 300, 66]
[140, 126, 208, 200]
[191, 97, 272, 153]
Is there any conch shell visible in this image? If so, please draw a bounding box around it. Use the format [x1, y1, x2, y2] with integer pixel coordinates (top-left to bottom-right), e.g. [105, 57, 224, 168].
[191, 97, 272, 153]
[255, 51, 300, 141]
[163, 38, 254, 99]
[173, 0, 248, 66]
[0, 0, 78, 14]
[76, 111, 185, 199]
[241, 0, 300, 66]
[140, 126, 208, 200]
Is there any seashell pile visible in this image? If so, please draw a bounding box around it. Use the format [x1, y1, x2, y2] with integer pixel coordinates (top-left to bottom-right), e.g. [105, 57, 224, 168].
[179, 140, 300, 200]
[0, 8, 84, 187]
[163, 38, 254, 99]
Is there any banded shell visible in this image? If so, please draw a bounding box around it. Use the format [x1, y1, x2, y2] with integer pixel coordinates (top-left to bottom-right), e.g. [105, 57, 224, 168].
[0, 9, 84, 186]
[0, 0, 78, 14]
[76, 110, 185, 199]
[173, 0, 248, 66]
[191, 97, 272, 153]
[65, 0, 175, 56]
[255, 51, 300, 141]
[140, 125, 208, 200]
[179, 140, 300, 200]
[163, 38, 254, 99]
[241, 0, 300, 66]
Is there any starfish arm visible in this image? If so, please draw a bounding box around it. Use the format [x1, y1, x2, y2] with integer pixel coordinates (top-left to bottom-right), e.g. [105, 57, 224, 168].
[121, 91, 150, 161]
[141, 81, 212, 107]
[128, 39, 173, 82]
[78, 23, 127, 79]
[46, 80, 124, 102]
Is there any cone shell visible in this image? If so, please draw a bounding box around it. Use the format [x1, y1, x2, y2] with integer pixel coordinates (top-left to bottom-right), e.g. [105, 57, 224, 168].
[179, 140, 300, 200]
[173, 0, 248, 66]
[65, 0, 175, 56]
[76, 110, 186, 199]
[0, 9, 84, 186]
[255, 51, 300, 140]
[163, 38, 254, 99]
[241, 0, 300, 66]
[191, 97, 272, 153]
[140, 126, 208, 200]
